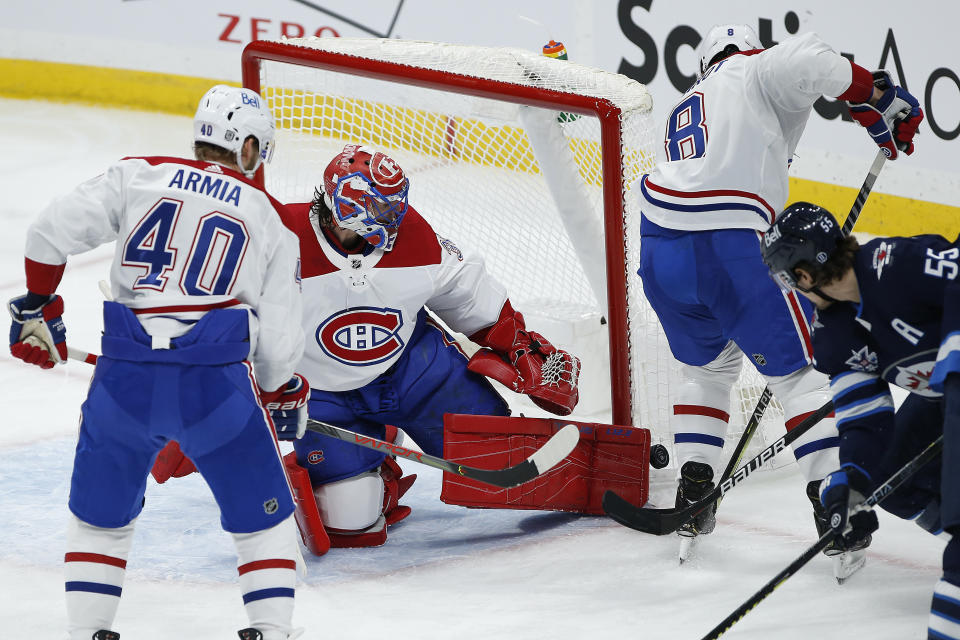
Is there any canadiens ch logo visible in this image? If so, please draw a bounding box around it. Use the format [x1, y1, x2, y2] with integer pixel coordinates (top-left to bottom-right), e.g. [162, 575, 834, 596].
[306, 450, 324, 464]
[316, 306, 405, 366]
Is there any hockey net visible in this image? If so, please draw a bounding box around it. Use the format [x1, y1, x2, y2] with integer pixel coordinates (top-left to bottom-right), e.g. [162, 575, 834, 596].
[242, 37, 788, 470]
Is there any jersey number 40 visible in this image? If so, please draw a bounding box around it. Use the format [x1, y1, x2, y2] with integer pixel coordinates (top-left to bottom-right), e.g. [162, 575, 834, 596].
[122, 198, 249, 295]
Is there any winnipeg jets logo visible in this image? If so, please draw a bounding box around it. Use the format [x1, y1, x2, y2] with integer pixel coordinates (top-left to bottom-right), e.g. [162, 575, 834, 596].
[845, 345, 879, 372]
[872, 241, 895, 279]
[316, 307, 405, 366]
[883, 351, 940, 397]
[894, 364, 934, 394]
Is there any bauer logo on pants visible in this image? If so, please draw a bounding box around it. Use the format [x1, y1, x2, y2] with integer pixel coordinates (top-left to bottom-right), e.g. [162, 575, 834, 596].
[316, 306, 405, 366]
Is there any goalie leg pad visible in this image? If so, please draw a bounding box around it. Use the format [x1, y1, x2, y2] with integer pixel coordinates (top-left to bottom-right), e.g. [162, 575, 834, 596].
[440, 414, 650, 514]
[282, 452, 331, 556]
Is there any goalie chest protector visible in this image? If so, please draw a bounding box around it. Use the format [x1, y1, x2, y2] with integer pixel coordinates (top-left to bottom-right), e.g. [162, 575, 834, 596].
[440, 415, 650, 514]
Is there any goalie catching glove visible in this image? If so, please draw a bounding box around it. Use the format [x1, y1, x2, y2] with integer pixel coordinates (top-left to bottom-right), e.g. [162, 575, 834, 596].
[468, 301, 580, 416]
[847, 70, 923, 160]
[8, 292, 68, 369]
[260, 373, 311, 440]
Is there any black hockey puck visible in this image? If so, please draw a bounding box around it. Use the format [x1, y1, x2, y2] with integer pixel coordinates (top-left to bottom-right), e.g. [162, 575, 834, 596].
[649, 444, 669, 469]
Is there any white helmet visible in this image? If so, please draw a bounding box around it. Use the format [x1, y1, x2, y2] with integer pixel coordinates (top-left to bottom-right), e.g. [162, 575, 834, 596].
[193, 85, 276, 177]
[698, 24, 762, 77]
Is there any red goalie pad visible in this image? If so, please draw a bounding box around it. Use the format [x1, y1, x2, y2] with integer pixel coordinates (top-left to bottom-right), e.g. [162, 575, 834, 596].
[440, 415, 649, 514]
[283, 451, 331, 557]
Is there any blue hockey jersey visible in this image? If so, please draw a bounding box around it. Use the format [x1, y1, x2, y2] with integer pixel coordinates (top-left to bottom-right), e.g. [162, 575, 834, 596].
[811, 234, 960, 478]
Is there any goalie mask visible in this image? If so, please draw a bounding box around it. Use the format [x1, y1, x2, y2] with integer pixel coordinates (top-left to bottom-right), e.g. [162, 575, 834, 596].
[761, 201, 842, 291]
[698, 24, 762, 77]
[194, 85, 276, 178]
[323, 144, 410, 251]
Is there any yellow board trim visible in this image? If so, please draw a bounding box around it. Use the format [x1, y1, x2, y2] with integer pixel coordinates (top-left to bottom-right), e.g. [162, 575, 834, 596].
[3, 57, 957, 238]
[0, 58, 226, 115]
[787, 177, 960, 239]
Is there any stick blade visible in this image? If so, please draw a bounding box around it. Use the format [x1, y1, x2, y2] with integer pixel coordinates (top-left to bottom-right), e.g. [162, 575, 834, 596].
[462, 423, 581, 489]
[528, 423, 580, 474]
[602, 490, 686, 536]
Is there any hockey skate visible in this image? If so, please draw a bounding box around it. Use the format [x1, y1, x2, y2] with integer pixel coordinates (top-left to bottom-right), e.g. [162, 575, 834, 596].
[237, 628, 305, 640]
[676, 461, 717, 564]
[806, 481, 870, 584]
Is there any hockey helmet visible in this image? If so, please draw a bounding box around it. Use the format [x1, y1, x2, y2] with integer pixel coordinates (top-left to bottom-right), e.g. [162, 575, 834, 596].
[194, 85, 276, 178]
[697, 24, 762, 76]
[761, 201, 843, 290]
[323, 144, 410, 251]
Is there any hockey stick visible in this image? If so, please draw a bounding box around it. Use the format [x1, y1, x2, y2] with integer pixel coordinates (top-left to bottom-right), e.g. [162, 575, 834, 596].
[66, 347, 581, 489]
[700, 433, 943, 640]
[602, 399, 834, 534]
[306, 418, 580, 489]
[841, 148, 886, 236]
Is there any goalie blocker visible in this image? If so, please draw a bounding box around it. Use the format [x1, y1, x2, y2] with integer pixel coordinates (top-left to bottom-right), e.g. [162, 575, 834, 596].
[441, 414, 652, 514]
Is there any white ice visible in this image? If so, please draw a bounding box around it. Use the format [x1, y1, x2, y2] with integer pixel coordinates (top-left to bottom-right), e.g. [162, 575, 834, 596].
[0, 98, 945, 639]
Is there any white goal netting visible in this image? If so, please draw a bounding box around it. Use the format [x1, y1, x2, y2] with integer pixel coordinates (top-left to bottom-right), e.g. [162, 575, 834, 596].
[246, 36, 789, 470]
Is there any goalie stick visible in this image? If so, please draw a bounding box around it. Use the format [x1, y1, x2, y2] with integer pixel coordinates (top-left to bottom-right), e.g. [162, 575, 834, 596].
[307, 418, 580, 489]
[700, 434, 944, 640]
[602, 399, 834, 534]
[65, 347, 581, 490]
[604, 151, 886, 535]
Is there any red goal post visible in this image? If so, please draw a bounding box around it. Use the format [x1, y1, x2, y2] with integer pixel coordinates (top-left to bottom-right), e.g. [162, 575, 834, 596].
[240, 37, 785, 463]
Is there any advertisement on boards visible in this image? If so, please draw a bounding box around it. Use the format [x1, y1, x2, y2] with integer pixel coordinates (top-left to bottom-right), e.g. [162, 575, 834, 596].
[2, 0, 956, 203]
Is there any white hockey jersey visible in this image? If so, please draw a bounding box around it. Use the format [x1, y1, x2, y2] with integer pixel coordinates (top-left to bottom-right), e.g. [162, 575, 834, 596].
[285, 203, 508, 392]
[640, 32, 855, 232]
[24, 156, 304, 391]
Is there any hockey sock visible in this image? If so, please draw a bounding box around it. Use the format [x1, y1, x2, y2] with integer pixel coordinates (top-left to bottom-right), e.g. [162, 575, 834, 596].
[232, 515, 299, 639]
[65, 514, 135, 640]
[929, 577, 960, 639]
[766, 366, 839, 482]
[672, 343, 741, 471]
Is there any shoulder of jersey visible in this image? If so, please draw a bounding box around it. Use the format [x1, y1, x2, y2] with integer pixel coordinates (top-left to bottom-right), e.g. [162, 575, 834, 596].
[126, 154, 293, 221]
[810, 302, 866, 373]
[856, 235, 932, 283]
[284, 201, 338, 278]
[376, 205, 442, 268]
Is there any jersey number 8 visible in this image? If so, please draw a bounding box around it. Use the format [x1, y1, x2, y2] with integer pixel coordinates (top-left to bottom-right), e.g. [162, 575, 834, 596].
[665, 92, 708, 161]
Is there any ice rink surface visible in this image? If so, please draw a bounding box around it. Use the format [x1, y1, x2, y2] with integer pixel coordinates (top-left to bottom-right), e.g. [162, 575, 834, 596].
[0, 98, 946, 639]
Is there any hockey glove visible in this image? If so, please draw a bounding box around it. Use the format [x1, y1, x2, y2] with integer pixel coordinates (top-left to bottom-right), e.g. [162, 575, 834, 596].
[468, 302, 580, 415]
[8, 293, 68, 369]
[262, 374, 310, 440]
[819, 464, 879, 550]
[847, 70, 923, 160]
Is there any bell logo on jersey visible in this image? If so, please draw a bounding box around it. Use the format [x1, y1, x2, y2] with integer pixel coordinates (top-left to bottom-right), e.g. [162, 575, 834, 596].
[316, 306, 405, 366]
